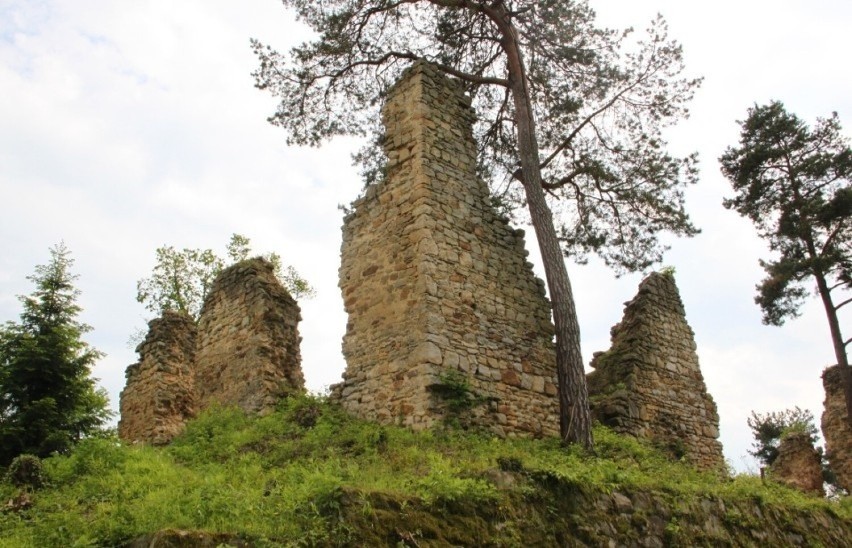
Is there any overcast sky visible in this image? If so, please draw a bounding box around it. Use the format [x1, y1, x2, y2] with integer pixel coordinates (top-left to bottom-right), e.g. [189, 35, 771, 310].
[1, 0, 850, 472]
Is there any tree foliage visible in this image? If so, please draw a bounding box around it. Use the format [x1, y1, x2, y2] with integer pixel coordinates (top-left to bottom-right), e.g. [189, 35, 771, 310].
[253, 0, 700, 448]
[746, 407, 818, 467]
[253, 0, 700, 272]
[720, 101, 852, 326]
[136, 233, 315, 320]
[720, 102, 852, 418]
[0, 243, 112, 466]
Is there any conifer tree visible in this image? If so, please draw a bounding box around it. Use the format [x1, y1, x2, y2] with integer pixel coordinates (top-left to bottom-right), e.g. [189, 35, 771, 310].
[0, 244, 111, 465]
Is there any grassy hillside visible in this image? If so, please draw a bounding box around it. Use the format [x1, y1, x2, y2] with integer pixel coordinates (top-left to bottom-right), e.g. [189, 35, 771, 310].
[1, 396, 850, 547]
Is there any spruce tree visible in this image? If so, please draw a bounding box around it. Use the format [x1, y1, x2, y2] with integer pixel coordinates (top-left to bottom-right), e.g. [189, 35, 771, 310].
[0, 243, 111, 465]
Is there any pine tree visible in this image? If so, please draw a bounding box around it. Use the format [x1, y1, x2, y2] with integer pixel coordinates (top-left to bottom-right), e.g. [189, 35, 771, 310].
[0, 243, 112, 465]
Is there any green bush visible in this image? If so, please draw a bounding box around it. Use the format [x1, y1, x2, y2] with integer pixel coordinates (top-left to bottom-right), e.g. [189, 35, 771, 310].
[4, 454, 44, 489]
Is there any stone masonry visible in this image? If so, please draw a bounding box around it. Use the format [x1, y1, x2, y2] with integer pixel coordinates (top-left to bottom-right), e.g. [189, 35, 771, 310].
[196, 258, 304, 414]
[334, 62, 559, 436]
[118, 311, 197, 445]
[821, 365, 852, 492]
[118, 258, 304, 444]
[768, 431, 825, 496]
[587, 272, 724, 471]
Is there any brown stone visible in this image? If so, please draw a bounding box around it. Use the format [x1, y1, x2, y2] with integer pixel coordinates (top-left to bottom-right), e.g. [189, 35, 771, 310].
[332, 62, 558, 436]
[118, 311, 197, 445]
[769, 431, 824, 496]
[118, 258, 304, 444]
[587, 272, 724, 471]
[821, 365, 852, 492]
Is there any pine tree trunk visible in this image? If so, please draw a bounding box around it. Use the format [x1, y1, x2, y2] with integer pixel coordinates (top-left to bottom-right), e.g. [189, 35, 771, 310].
[495, 7, 593, 449]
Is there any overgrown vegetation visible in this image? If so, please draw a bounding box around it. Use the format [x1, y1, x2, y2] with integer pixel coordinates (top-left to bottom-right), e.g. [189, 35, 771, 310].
[1, 396, 849, 546]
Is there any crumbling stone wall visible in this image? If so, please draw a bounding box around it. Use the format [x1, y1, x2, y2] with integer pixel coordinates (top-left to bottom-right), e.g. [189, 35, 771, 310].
[768, 431, 824, 496]
[587, 272, 724, 471]
[821, 365, 852, 491]
[334, 62, 559, 436]
[118, 311, 197, 445]
[119, 258, 304, 443]
[195, 258, 304, 414]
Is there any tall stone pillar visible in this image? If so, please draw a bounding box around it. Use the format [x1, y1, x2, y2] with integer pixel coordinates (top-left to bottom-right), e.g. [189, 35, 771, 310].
[335, 62, 559, 436]
[587, 272, 724, 471]
[118, 311, 197, 445]
[822, 365, 852, 491]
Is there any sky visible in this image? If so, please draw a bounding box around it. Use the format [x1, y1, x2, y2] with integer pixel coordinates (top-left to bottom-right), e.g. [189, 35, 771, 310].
[1, 0, 850, 472]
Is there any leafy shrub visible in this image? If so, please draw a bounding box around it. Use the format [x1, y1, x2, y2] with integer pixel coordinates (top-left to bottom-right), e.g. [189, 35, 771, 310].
[5, 454, 44, 489]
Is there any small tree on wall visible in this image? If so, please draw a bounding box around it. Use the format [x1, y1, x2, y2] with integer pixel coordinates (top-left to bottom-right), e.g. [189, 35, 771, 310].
[136, 233, 315, 321]
[720, 101, 852, 422]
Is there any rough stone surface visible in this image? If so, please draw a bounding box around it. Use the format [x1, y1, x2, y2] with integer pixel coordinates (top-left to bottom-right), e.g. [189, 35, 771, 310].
[769, 431, 825, 496]
[333, 62, 559, 436]
[118, 258, 304, 444]
[195, 258, 304, 414]
[587, 272, 724, 471]
[118, 311, 197, 445]
[821, 364, 852, 492]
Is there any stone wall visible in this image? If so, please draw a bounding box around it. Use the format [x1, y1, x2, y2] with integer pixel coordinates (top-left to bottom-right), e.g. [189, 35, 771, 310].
[196, 258, 304, 414]
[118, 258, 304, 443]
[587, 272, 724, 470]
[769, 431, 824, 496]
[821, 364, 852, 491]
[118, 311, 197, 445]
[334, 62, 559, 436]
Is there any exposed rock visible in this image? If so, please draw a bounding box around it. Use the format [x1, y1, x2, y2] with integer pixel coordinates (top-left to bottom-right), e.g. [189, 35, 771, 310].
[118, 311, 197, 445]
[587, 272, 724, 471]
[821, 364, 852, 492]
[769, 431, 824, 496]
[333, 61, 559, 436]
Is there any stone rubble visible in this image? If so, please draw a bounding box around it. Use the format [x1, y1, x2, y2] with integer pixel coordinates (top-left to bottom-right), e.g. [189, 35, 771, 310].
[821, 365, 852, 492]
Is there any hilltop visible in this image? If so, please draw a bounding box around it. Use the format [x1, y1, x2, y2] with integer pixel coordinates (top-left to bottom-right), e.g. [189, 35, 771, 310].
[2, 396, 850, 547]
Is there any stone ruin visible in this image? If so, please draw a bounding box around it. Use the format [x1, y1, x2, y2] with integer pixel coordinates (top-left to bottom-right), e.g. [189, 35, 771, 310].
[333, 62, 560, 436]
[118, 258, 303, 444]
[822, 365, 852, 492]
[768, 431, 825, 496]
[119, 63, 727, 469]
[117, 311, 197, 445]
[587, 272, 724, 471]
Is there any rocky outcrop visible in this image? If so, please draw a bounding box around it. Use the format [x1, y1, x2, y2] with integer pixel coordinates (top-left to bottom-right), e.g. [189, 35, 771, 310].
[822, 364, 852, 492]
[118, 258, 303, 444]
[118, 311, 197, 445]
[769, 431, 824, 496]
[195, 258, 304, 414]
[334, 62, 559, 436]
[587, 272, 724, 471]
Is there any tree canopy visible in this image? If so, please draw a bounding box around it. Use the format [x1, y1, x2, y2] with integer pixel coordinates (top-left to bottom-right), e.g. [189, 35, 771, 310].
[253, 0, 700, 447]
[253, 0, 700, 272]
[720, 101, 852, 418]
[746, 407, 819, 467]
[0, 243, 112, 465]
[136, 233, 315, 320]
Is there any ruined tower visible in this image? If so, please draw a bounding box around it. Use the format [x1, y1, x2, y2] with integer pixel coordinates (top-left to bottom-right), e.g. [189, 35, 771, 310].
[335, 62, 559, 436]
[587, 272, 724, 470]
[118, 311, 197, 445]
[195, 258, 304, 414]
[118, 257, 304, 444]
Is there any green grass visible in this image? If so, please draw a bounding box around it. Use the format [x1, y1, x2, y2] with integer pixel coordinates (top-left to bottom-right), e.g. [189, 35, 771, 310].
[1, 395, 849, 546]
